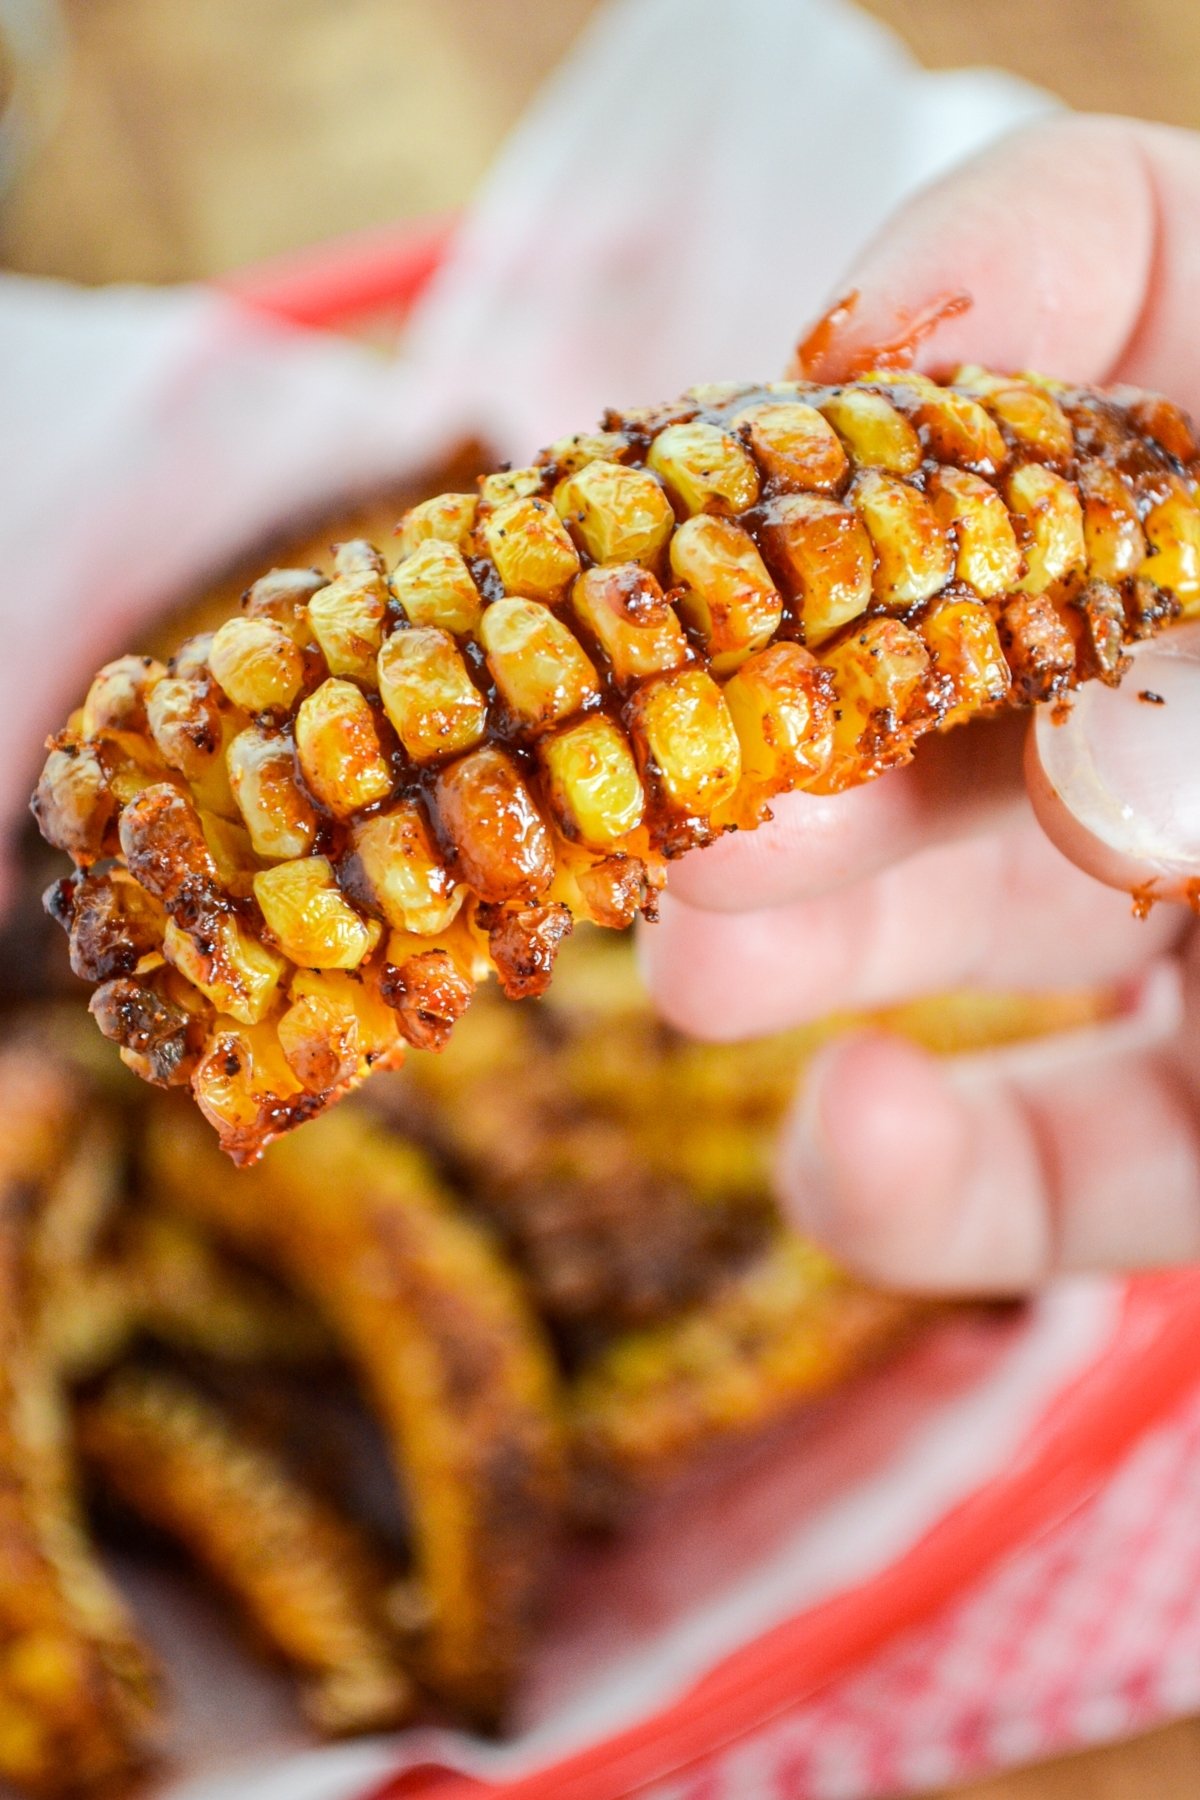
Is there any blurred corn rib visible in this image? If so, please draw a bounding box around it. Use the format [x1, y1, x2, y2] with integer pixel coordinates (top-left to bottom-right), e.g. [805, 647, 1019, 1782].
[35, 372, 1200, 1157]
[77, 1370, 414, 1736]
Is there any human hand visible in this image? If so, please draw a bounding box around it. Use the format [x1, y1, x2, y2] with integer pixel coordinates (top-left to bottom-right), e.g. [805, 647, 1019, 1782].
[641, 113, 1200, 1294]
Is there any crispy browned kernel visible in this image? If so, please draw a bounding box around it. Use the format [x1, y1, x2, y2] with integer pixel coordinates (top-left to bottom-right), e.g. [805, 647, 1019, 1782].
[344, 802, 463, 935]
[999, 592, 1077, 702]
[59, 869, 165, 981]
[927, 466, 1023, 598]
[538, 715, 645, 849]
[627, 669, 742, 824]
[209, 617, 307, 714]
[90, 973, 207, 1086]
[1066, 580, 1131, 686]
[553, 460, 675, 566]
[722, 642, 835, 796]
[481, 495, 580, 601]
[295, 679, 393, 817]
[485, 902, 574, 1000]
[819, 617, 931, 786]
[118, 784, 218, 917]
[669, 515, 782, 670]
[434, 745, 554, 903]
[163, 914, 288, 1025]
[254, 857, 382, 970]
[378, 627, 488, 762]
[32, 736, 117, 863]
[757, 493, 872, 646]
[81, 655, 165, 737]
[479, 597, 600, 730]
[818, 387, 922, 472]
[853, 471, 954, 607]
[227, 726, 317, 861]
[380, 948, 474, 1050]
[570, 564, 690, 687]
[647, 420, 760, 515]
[390, 540, 483, 635]
[576, 855, 652, 928]
[733, 400, 847, 492]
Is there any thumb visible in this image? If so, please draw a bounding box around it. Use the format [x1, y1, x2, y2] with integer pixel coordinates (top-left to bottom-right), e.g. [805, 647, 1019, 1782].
[1026, 619, 1200, 906]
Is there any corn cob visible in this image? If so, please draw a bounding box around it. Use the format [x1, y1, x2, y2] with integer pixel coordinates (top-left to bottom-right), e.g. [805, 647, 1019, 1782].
[34, 369, 1200, 1160]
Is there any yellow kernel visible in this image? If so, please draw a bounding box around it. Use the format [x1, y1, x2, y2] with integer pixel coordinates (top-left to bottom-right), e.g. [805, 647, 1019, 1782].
[389, 540, 482, 635]
[732, 401, 847, 492]
[163, 915, 287, 1025]
[479, 596, 600, 730]
[481, 495, 581, 600]
[307, 573, 388, 684]
[926, 467, 1022, 597]
[243, 567, 327, 644]
[434, 745, 553, 903]
[913, 387, 1007, 472]
[377, 626, 487, 761]
[818, 388, 922, 473]
[1141, 481, 1200, 612]
[722, 642, 834, 793]
[1079, 462, 1147, 582]
[209, 617, 305, 715]
[277, 969, 401, 1091]
[570, 564, 690, 687]
[854, 471, 954, 607]
[81, 655, 165, 736]
[145, 674, 242, 817]
[627, 669, 742, 819]
[553, 460, 675, 566]
[820, 618, 930, 787]
[199, 811, 259, 897]
[294, 679, 392, 817]
[757, 493, 872, 647]
[345, 802, 463, 935]
[193, 1020, 305, 1152]
[227, 726, 317, 861]
[647, 420, 761, 515]
[921, 598, 1011, 725]
[541, 430, 630, 476]
[395, 491, 478, 558]
[479, 466, 545, 505]
[539, 715, 645, 848]
[254, 857, 381, 969]
[954, 368, 1075, 464]
[669, 515, 782, 671]
[1007, 464, 1086, 592]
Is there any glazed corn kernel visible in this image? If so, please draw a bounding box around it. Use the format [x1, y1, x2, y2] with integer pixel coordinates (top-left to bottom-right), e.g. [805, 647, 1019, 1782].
[570, 565, 690, 687]
[538, 715, 645, 849]
[732, 401, 847, 492]
[32, 738, 117, 863]
[722, 642, 834, 797]
[390, 540, 483, 635]
[81, 655, 165, 737]
[647, 420, 760, 515]
[209, 617, 306, 715]
[541, 429, 630, 476]
[853, 471, 954, 608]
[817, 387, 922, 473]
[669, 515, 782, 671]
[1141, 481, 1200, 611]
[757, 493, 872, 646]
[1008, 464, 1087, 593]
[479, 466, 545, 506]
[627, 669, 741, 822]
[395, 490, 478, 557]
[199, 812, 259, 898]
[872, 372, 1007, 474]
[1079, 462, 1147, 582]
[307, 564, 389, 685]
[481, 495, 580, 600]
[434, 745, 554, 904]
[378, 626, 487, 762]
[479, 597, 600, 730]
[954, 367, 1075, 465]
[921, 598, 1011, 725]
[820, 617, 930, 786]
[927, 466, 1023, 597]
[294, 679, 392, 818]
[163, 915, 287, 1025]
[227, 726, 317, 861]
[553, 460, 675, 566]
[345, 802, 463, 936]
[243, 567, 327, 644]
[254, 857, 382, 970]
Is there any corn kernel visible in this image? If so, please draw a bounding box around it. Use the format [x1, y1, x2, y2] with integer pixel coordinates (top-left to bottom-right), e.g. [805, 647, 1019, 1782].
[209, 617, 306, 714]
[821, 618, 930, 784]
[538, 715, 645, 848]
[434, 745, 553, 903]
[278, 987, 360, 1091]
[199, 811, 259, 897]
[193, 1020, 305, 1156]
[32, 737, 116, 863]
[541, 430, 630, 476]
[294, 679, 392, 817]
[647, 420, 761, 515]
[479, 596, 600, 731]
[479, 466, 546, 506]
[1007, 464, 1086, 592]
[81, 655, 165, 736]
[377, 626, 487, 761]
[854, 471, 953, 608]
[818, 388, 921, 473]
[243, 567, 326, 644]
[145, 674, 242, 817]
[254, 857, 381, 969]
[307, 572, 388, 685]
[921, 598, 1011, 725]
[163, 915, 287, 1025]
[481, 494, 581, 601]
[722, 642, 834, 792]
[912, 387, 1007, 473]
[669, 515, 782, 670]
[395, 491, 477, 557]
[954, 368, 1074, 464]
[390, 540, 482, 635]
[554, 460, 675, 566]
[345, 802, 463, 935]
[118, 783, 219, 912]
[757, 493, 872, 646]
[926, 467, 1022, 597]
[1079, 462, 1147, 582]
[227, 726, 317, 861]
[627, 669, 742, 819]
[732, 401, 847, 492]
[570, 565, 690, 690]
[1141, 481, 1200, 612]
[287, 966, 400, 1068]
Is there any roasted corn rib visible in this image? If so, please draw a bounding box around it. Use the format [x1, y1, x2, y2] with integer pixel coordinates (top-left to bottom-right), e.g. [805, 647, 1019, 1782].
[35, 368, 1197, 1158]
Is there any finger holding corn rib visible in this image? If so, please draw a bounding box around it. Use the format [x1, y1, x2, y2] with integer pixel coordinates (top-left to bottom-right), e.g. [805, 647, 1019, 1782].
[34, 371, 1200, 1157]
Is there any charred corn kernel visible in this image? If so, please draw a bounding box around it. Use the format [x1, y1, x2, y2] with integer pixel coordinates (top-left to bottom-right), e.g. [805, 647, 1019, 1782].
[396, 491, 478, 557]
[227, 726, 317, 861]
[1079, 462, 1147, 581]
[32, 738, 116, 863]
[209, 617, 306, 715]
[294, 679, 392, 817]
[722, 641, 834, 793]
[647, 420, 760, 515]
[554, 460, 675, 566]
[145, 674, 243, 818]
[390, 540, 483, 635]
[481, 495, 580, 600]
[345, 802, 463, 936]
[854, 471, 954, 607]
[669, 515, 782, 670]
[163, 916, 287, 1025]
[118, 783, 219, 913]
[627, 669, 741, 819]
[479, 597, 600, 729]
[307, 575, 388, 685]
[922, 598, 1011, 724]
[1141, 481, 1200, 611]
[570, 564, 690, 687]
[199, 812, 259, 897]
[926, 466, 1022, 597]
[757, 493, 872, 646]
[953, 367, 1075, 464]
[541, 430, 630, 476]
[243, 567, 327, 644]
[81, 655, 165, 736]
[434, 745, 553, 903]
[479, 466, 545, 506]
[818, 388, 922, 473]
[1008, 464, 1086, 592]
[538, 715, 645, 848]
[378, 626, 487, 762]
[732, 400, 847, 492]
[821, 617, 930, 783]
[254, 857, 381, 969]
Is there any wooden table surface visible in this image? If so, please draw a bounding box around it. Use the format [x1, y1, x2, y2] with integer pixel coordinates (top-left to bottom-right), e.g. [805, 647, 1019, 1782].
[4, 2, 1200, 1795]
